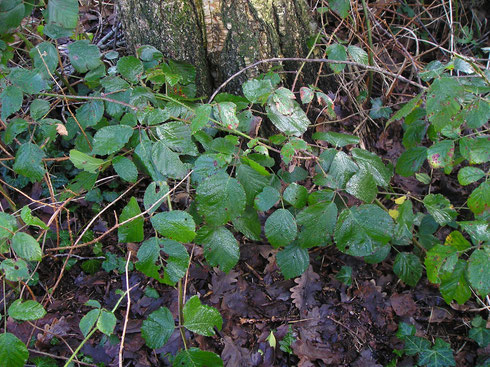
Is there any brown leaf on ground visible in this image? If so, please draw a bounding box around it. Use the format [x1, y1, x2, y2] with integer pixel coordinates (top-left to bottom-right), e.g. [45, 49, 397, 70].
[390, 293, 417, 317]
[290, 265, 321, 312]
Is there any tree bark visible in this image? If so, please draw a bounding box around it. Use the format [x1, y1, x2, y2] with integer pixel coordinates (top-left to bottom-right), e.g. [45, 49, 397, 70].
[117, 0, 325, 96]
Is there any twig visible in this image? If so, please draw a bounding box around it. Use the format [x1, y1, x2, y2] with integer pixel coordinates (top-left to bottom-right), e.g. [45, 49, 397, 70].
[208, 57, 426, 103]
[119, 253, 132, 367]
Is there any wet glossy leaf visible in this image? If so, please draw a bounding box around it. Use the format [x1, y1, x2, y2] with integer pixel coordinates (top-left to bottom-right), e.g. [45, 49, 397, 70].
[11, 232, 42, 261]
[117, 56, 144, 83]
[151, 211, 196, 243]
[141, 307, 175, 349]
[67, 40, 101, 73]
[118, 197, 144, 243]
[183, 295, 222, 336]
[92, 125, 133, 156]
[173, 348, 223, 367]
[243, 79, 273, 103]
[418, 338, 455, 367]
[276, 243, 309, 279]
[156, 121, 198, 156]
[254, 186, 280, 212]
[0, 333, 28, 367]
[196, 172, 246, 225]
[8, 299, 46, 321]
[266, 101, 310, 136]
[423, 194, 457, 225]
[440, 260, 471, 305]
[265, 209, 297, 248]
[457, 167, 485, 186]
[196, 226, 239, 273]
[346, 169, 377, 203]
[335, 265, 353, 285]
[425, 244, 458, 284]
[151, 141, 188, 179]
[393, 252, 422, 287]
[283, 183, 308, 209]
[334, 204, 393, 257]
[112, 156, 138, 183]
[312, 131, 359, 147]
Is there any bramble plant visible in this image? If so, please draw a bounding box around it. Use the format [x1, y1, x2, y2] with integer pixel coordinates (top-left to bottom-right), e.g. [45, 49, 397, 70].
[0, 1, 489, 366]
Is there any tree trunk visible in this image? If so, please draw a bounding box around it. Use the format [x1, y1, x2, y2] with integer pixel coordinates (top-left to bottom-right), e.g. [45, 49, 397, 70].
[117, 0, 324, 96]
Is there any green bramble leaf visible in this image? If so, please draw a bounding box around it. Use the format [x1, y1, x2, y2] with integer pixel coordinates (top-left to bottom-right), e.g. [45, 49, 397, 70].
[423, 194, 457, 226]
[327, 43, 347, 73]
[67, 40, 102, 73]
[70, 149, 104, 173]
[266, 101, 310, 136]
[8, 68, 47, 94]
[76, 99, 104, 128]
[243, 79, 273, 104]
[425, 244, 458, 284]
[173, 348, 223, 367]
[0, 0, 24, 34]
[151, 211, 196, 243]
[141, 307, 175, 349]
[30, 42, 58, 78]
[118, 197, 144, 243]
[334, 204, 393, 257]
[97, 310, 117, 336]
[196, 172, 246, 226]
[396, 147, 427, 177]
[467, 248, 490, 297]
[457, 167, 485, 186]
[183, 295, 222, 336]
[44, 0, 78, 38]
[393, 252, 422, 287]
[8, 299, 46, 321]
[276, 243, 309, 279]
[312, 131, 359, 147]
[11, 232, 42, 261]
[296, 201, 337, 248]
[283, 183, 308, 209]
[20, 206, 48, 230]
[117, 56, 144, 83]
[92, 125, 133, 156]
[345, 169, 377, 203]
[0, 333, 29, 367]
[112, 156, 138, 183]
[254, 186, 280, 212]
[79, 309, 99, 337]
[265, 209, 297, 248]
[0, 85, 23, 120]
[195, 226, 239, 273]
[468, 181, 489, 215]
[459, 136, 490, 164]
[439, 260, 471, 305]
[427, 140, 455, 168]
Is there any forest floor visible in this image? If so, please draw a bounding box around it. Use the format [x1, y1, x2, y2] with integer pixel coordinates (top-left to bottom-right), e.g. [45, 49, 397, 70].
[3, 1, 489, 366]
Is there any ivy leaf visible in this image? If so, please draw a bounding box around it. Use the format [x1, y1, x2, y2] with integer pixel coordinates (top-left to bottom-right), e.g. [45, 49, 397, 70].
[196, 172, 246, 226]
[423, 194, 457, 225]
[276, 243, 309, 279]
[8, 299, 46, 321]
[467, 248, 490, 297]
[196, 226, 239, 273]
[97, 310, 117, 336]
[468, 181, 489, 216]
[370, 97, 392, 119]
[404, 336, 431, 356]
[265, 209, 297, 248]
[117, 56, 144, 83]
[173, 348, 223, 367]
[396, 147, 427, 177]
[418, 338, 456, 367]
[0, 85, 23, 120]
[69, 149, 104, 173]
[296, 201, 337, 248]
[13, 142, 46, 182]
[20, 206, 48, 230]
[11, 232, 42, 261]
[457, 166, 485, 186]
[0, 333, 29, 367]
[141, 307, 175, 349]
[254, 186, 281, 212]
[92, 125, 133, 156]
[118, 197, 144, 243]
[151, 211, 196, 243]
[335, 204, 393, 257]
[183, 296, 222, 336]
[312, 131, 360, 147]
[346, 169, 377, 203]
[67, 40, 102, 73]
[112, 156, 138, 183]
[393, 252, 422, 287]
